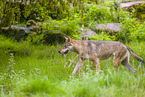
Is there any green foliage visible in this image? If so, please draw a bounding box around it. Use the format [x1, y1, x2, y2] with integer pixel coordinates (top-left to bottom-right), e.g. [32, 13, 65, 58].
[42, 20, 79, 35]
[128, 3, 145, 21]
[89, 32, 116, 41]
[0, 0, 123, 26]
[0, 0, 102, 25]
[27, 19, 80, 44]
[82, 2, 121, 23]
[24, 1, 139, 43]
[118, 16, 145, 42]
[73, 32, 115, 41]
[1, 0, 144, 44]
[0, 1, 15, 26]
[26, 33, 44, 44]
[59, 20, 79, 35]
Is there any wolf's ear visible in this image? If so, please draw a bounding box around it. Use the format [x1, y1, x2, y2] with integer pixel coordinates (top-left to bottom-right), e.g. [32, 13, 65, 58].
[64, 36, 68, 41]
[64, 36, 71, 42]
[67, 36, 71, 42]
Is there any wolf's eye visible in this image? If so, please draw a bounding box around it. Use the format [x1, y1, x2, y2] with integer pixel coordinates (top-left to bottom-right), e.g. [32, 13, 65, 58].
[63, 42, 71, 48]
[64, 44, 68, 48]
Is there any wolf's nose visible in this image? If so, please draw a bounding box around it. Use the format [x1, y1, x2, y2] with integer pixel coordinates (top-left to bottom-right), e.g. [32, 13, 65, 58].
[58, 50, 61, 53]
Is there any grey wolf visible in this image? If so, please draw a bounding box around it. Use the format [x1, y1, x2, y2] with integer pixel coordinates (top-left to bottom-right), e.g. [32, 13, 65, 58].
[59, 37, 144, 75]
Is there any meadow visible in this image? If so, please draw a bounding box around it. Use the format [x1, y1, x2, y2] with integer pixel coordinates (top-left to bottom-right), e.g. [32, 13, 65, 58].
[0, 35, 145, 97]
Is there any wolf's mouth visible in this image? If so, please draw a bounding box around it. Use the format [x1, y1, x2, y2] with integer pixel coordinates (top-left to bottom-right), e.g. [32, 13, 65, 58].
[63, 50, 69, 55]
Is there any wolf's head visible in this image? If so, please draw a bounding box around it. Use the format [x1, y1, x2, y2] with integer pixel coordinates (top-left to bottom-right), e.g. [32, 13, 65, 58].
[58, 36, 74, 55]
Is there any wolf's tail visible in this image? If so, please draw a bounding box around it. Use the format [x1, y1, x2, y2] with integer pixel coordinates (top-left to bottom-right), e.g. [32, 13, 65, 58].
[127, 47, 144, 64]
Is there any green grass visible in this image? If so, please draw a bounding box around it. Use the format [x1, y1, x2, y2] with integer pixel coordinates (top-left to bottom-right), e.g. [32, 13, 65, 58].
[0, 35, 145, 97]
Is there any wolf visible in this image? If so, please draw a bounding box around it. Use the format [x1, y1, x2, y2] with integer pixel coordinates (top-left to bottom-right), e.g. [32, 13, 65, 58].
[59, 36, 144, 75]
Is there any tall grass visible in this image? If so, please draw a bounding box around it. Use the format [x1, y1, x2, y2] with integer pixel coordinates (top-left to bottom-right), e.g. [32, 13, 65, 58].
[0, 35, 145, 96]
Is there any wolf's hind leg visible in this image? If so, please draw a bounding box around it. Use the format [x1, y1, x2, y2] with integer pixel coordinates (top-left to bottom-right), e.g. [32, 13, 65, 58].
[113, 49, 127, 72]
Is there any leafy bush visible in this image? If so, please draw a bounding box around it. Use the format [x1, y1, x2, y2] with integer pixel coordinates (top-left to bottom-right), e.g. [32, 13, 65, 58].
[73, 31, 115, 41]
[128, 3, 145, 21]
[118, 16, 145, 42]
[26, 19, 80, 44]
[0, 0, 102, 25]
[40, 20, 79, 35]
[79, 2, 123, 24]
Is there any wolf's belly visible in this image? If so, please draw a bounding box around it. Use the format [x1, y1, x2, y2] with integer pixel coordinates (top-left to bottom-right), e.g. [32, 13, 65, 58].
[97, 53, 114, 60]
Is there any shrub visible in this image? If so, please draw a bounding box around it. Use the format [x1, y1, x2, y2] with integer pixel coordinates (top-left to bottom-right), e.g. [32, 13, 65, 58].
[118, 16, 145, 42]
[73, 31, 115, 41]
[80, 2, 122, 24]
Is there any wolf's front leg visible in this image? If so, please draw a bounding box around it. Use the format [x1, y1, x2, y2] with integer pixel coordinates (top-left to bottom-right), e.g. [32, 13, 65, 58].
[93, 58, 100, 72]
[72, 57, 84, 75]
